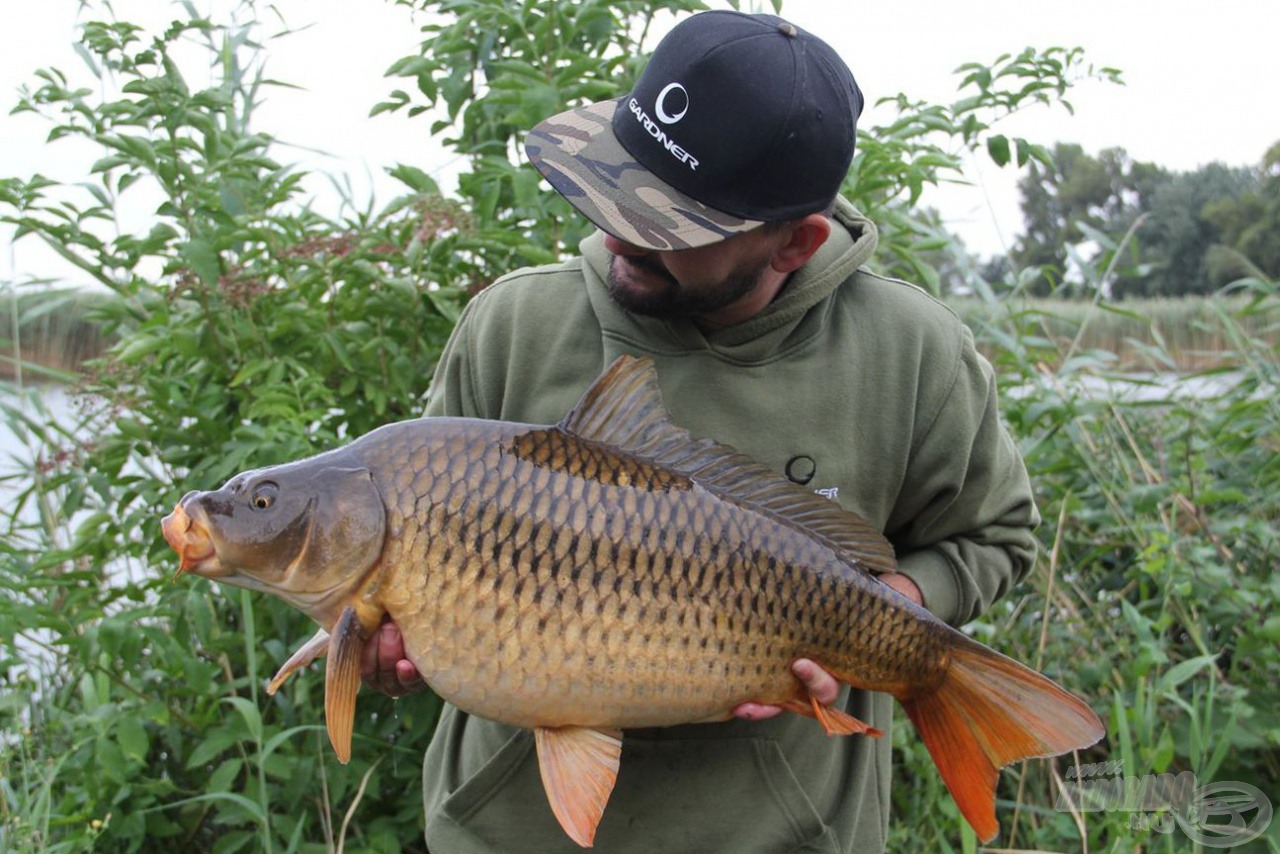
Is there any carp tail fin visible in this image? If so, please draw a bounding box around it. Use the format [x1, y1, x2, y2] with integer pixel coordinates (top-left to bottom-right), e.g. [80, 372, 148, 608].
[899, 639, 1104, 843]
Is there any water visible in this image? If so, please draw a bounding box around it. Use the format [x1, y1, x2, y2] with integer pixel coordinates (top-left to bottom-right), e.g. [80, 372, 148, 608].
[0, 384, 147, 700]
[1006, 371, 1256, 402]
[0, 383, 77, 524]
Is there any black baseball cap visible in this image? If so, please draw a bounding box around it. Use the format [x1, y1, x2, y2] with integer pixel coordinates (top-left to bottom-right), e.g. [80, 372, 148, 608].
[524, 10, 864, 250]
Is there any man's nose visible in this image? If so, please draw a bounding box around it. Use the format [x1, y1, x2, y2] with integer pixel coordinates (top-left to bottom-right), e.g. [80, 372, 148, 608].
[603, 234, 648, 257]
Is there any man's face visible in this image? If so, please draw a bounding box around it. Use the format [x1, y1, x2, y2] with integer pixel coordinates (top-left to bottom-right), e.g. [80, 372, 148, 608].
[603, 228, 786, 324]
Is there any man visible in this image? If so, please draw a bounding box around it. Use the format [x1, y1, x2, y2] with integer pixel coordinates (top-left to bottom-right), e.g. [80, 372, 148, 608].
[362, 10, 1038, 852]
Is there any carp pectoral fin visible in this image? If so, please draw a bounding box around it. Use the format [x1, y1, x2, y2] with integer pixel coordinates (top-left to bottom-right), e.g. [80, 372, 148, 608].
[779, 695, 884, 738]
[267, 627, 330, 695]
[534, 725, 623, 848]
[324, 606, 366, 764]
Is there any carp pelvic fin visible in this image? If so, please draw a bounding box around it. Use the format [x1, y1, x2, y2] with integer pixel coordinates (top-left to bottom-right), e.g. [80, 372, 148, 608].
[899, 638, 1105, 844]
[268, 627, 330, 695]
[779, 695, 884, 738]
[534, 725, 623, 848]
[324, 606, 367, 764]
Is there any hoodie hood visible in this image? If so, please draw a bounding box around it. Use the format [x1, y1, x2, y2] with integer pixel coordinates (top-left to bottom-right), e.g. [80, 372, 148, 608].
[580, 197, 878, 365]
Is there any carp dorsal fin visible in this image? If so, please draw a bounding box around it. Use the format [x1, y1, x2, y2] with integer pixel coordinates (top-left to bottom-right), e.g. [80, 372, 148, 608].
[559, 356, 897, 575]
[558, 355, 676, 452]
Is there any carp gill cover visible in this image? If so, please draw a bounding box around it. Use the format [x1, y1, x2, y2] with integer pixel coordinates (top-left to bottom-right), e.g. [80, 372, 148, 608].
[162, 355, 1103, 847]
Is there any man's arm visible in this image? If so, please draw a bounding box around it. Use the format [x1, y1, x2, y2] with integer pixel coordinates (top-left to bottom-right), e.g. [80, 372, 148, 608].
[886, 338, 1039, 627]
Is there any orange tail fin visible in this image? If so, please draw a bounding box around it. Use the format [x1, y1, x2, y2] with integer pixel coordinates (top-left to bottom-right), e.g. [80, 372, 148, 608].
[899, 637, 1104, 843]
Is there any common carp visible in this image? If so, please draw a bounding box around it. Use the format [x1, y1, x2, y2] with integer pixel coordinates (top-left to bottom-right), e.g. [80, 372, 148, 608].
[162, 355, 1103, 846]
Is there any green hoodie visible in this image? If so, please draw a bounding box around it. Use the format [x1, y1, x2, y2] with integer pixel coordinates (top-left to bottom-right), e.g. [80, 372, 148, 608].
[417, 200, 1039, 852]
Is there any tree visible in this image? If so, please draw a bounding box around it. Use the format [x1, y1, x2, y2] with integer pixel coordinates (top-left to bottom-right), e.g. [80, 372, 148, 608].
[1011, 143, 1166, 295]
[1201, 140, 1280, 284]
[1115, 161, 1257, 297]
[1008, 142, 1273, 297]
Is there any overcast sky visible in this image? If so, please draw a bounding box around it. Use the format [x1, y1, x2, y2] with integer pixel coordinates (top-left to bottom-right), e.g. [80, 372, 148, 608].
[2, 0, 1278, 283]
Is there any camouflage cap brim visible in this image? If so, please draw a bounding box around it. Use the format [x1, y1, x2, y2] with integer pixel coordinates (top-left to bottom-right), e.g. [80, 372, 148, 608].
[524, 101, 762, 251]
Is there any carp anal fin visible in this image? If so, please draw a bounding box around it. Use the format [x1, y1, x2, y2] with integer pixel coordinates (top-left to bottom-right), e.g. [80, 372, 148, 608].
[267, 627, 330, 695]
[559, 355, 897, 575]
[534, 725, 623, 848]
[325, 606, 367, 764]
[779, 694, 884, 738]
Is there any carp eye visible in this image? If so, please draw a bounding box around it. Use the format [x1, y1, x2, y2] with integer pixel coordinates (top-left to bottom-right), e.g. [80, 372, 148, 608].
[250, 482, 278, 510]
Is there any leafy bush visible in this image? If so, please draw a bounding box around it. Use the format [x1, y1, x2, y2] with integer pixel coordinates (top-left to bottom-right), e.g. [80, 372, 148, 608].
[0, 6, 462, 851]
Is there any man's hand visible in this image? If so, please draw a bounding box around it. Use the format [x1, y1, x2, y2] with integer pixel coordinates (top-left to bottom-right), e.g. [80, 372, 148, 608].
[732, 572, 923, 722]
[878, 571, 924, 607]
[734, 658, 840, 721]
[360, 620, 427, 697]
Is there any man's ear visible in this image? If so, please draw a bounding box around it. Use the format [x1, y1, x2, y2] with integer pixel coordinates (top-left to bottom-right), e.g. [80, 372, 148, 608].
[771, 213, 832, 274]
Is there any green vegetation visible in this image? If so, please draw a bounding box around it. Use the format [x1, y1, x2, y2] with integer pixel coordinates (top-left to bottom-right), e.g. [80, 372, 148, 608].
[940, 277, 1280, 853]
[2, 2, 1277, 853]
[1004, 140, 1280, 297]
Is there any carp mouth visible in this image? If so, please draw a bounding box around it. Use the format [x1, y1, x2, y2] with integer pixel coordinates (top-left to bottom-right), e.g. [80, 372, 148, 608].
[161, 500, 219, 578]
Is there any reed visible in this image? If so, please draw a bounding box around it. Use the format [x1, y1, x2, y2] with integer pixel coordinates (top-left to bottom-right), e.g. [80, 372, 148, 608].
[949, 293, 1280, 371]
[1, 287, 111, 381]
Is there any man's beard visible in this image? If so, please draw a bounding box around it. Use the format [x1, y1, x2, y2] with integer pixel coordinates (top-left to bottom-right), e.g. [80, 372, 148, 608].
[605, 254, 771, 321]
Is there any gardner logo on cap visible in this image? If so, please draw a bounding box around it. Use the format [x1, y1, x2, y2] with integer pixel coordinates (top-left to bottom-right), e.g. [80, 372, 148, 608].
[654, 83, 689, 124]
[627, 88, 700, 171]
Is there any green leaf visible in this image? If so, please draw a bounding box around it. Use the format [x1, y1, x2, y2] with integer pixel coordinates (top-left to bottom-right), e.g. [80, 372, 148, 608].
[261, 724, 326, 762]
[185, 728, 242, 769]
[182, 238, 221, 286]
[387, 163, 440, 194]
[1013, 137, 1032, 167]
[222, 695, 263, 743]
[1157, 654, 1218, 694]
[117, 716, 149, 761]
[207, 757, 243, 792]
[154, 791, 266, 825]
[986, 134, 1010, 167]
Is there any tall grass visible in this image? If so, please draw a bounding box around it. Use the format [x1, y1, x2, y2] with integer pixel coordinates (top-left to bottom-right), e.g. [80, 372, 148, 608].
[951, 292, 1280, 371]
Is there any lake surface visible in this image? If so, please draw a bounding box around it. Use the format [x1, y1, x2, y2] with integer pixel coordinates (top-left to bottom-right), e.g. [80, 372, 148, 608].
[1005, 370, 1254, 402]
[0, 383, 76, 518]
